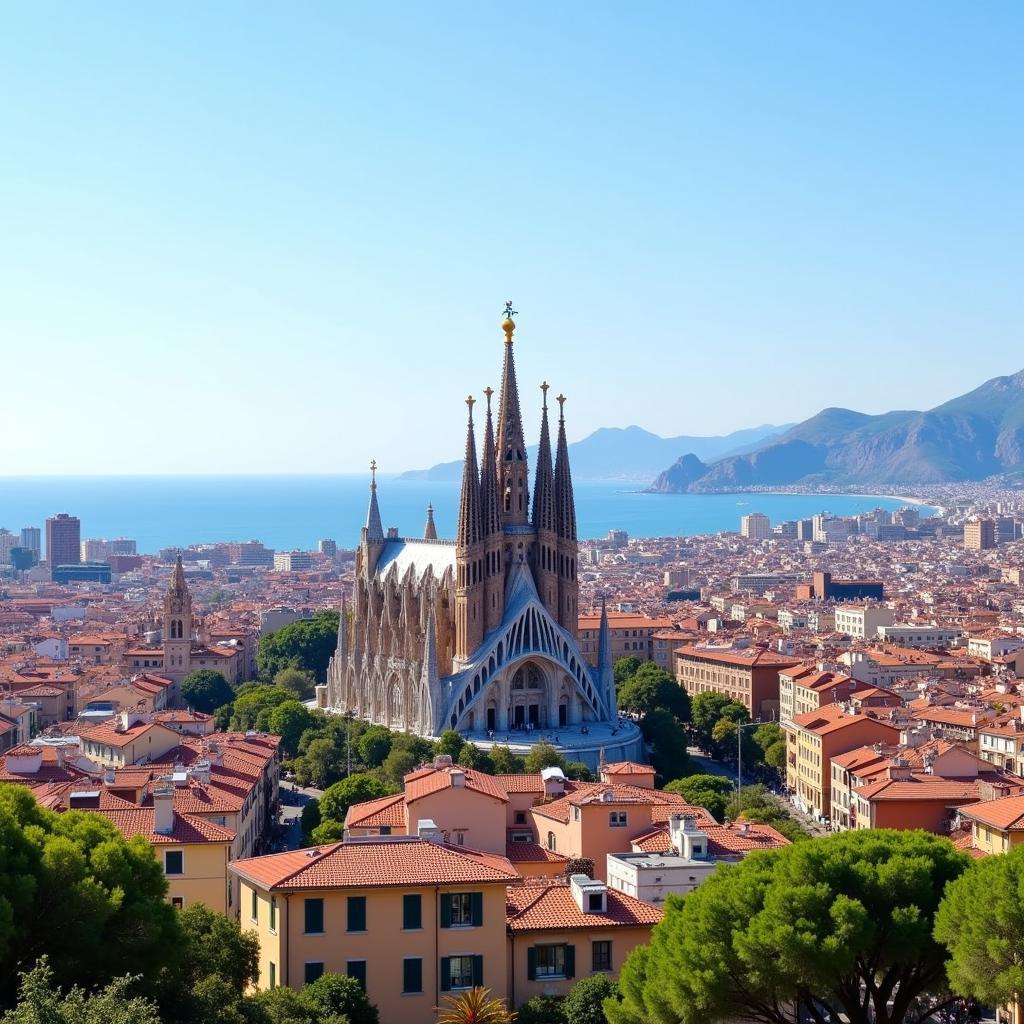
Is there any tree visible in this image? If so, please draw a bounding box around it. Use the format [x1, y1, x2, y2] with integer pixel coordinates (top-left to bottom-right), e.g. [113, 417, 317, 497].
[230, 685, 294, 732]
[457, 744, 495, 774]
[435, 729, 465, 761]
[180, 670, 234, 714]
[614, 655, 644, 689]
[257, 610, 340, 682]
[267, 701, 317, 758]
[725, 784, 809, 842]
[436, 987, 514, 1024]
[754, 723, 786, 774]
[309, 819, 345, 845]
[489, 745, 526, 774]
[246, 986, 315, 1024]
[318, 774, 396, 826]
[663, 774, 734, 823]
[690, 692, 748, 753]
[564, 761, 594, 782]
[563, 974, 619, 1024]
[516, 995, 565, 1024]
[640, 709, 689, 782]
[935, 843, 1024, 1007]
[382, 747, 420, 785]
[299, 799, 321, 843]
[524, 741, 566, 773]
[0, 785, 180, 1005]
[357, 725, 393, 768]
[296, 737, 345, 789]
[609, 830, 969, 1024]
[302, 972, 379, 1024]
[273, 667, 317, 701]
[1, 958, 160, 1024]
[618, 667, 691, 722]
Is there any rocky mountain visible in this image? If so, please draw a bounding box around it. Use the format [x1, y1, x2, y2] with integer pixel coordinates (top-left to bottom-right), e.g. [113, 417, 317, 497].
[649, 369, 1024, 492]
[398, 423, 790, 482]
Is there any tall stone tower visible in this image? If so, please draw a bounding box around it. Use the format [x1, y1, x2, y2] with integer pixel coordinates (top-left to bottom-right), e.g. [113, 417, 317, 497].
[531, 382, 558, 617]
[455, 397, 484, 663]
[554, 394, 579, 637]
[163, 554, 193, 682]
[496, 306, 530, 525]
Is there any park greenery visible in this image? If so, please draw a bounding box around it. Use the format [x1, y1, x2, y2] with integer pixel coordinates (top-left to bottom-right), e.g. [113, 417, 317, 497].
[256, 610, 340, 682]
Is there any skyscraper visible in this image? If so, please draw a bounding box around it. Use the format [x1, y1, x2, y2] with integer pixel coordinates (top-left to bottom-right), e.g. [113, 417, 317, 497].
[20, 527, 41, 559]
[45, 513, 81, 579]
[740, 512, 771, 540]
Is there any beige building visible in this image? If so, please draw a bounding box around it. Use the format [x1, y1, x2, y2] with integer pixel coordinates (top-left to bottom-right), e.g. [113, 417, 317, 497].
[739, 512, 771, 540]
[675, 644, 800, 719]
[964, 518, 996, 550]
[833, 605, 895, 639]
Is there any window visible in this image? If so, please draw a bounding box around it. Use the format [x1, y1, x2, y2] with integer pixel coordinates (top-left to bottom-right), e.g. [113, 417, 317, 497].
[251, 889, 258, 922]
[573, 807, 580, 821]
[269, 896, 278, 933]
[547, 831, 556, 851]
[379, 826, 391, 835]
[403, 893, 422, 930]
[528, 944, 575, 980]
[588, 893, 604, 912]
[347, 895, 366, 932]
[442, 955, 482, 991]
[403, 957, 423, 994]
[441, 892, 482, 928]
[304, 898, 324, 934]
[609, 811, 628, 828]
[304, 962, 324, 984]
[164, 850, 183, 875]
[514, 811, 527, 825]
[171, 897, 184, 910]
[592, 941, 612, 973]
[347, 961, 367, 991]
[268, 962, 276, 990]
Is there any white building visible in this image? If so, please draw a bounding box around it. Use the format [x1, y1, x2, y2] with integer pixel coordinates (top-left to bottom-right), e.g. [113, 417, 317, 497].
[740, 513, 771, 541]
[273, 550, 313, 572]
[876, 624, 961, 649]
[834, 605, 895, 640]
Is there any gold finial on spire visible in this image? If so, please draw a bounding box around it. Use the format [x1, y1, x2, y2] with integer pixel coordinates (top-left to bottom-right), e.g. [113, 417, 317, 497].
[541, 381, 550, 409]
[483, 385, 494, 410]
[466, 394, 476, 416]
[370, 459, 378, 485]
[556, 393, 566, 421]
[502, 300, 517, 344]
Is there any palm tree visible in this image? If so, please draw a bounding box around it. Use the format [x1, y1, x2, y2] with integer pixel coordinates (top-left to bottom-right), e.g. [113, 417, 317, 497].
[436, 987, 516, 1024]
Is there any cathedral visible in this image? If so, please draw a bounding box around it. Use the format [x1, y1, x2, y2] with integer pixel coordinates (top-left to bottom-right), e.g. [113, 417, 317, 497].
[319, 308, 640, 766]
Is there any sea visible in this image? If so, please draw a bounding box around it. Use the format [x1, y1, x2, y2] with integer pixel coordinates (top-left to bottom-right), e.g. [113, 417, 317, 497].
[0, 477, 938, 556]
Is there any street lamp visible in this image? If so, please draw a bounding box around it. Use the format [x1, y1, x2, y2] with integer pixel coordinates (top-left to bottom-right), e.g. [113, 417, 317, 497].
[735, 719, 762, 796]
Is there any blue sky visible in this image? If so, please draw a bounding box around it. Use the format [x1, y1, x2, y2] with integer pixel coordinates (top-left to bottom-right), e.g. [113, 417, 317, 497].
[2, 3, 1021, 475]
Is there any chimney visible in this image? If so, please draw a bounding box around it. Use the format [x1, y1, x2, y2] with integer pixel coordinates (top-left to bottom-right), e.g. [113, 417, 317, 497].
[449, 769, 466, 788]
[103, 766, 116, 786]
[153, 783, 174, 835]
[737, 821, 750, 836]
[570, 874, 607, 914]
[887, 757, 912, 781]
[670, 813, 708, 859]
[191, 760, 211, 786]
[433, 754, 454, 769]
[417, 819, 443, 843]
[55, 745, 65, 768]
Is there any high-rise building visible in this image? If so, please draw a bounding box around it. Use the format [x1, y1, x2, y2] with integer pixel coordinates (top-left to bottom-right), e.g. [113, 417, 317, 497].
[273, 550, 313, 572]
[320, 309, 635, 766]
[46, 514, 81, 578]
[20, 527, 41, 559]
[319, 538, 338, 558]
[740, 512, 771, 540]
[0, 529, 17, 563]
[964, 518, 996, 551]
[81, 539, 109, 562]
[107, 537, 137, 556]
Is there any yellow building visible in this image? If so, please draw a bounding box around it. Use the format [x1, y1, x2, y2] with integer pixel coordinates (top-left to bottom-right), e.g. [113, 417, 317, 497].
[958, 795, 1024, 855]
[506, 875, 661, 1006]
[231, 834, 519, 1023]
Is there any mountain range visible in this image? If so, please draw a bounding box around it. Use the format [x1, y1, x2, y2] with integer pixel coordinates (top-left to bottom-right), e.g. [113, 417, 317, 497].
[398, 423, 790, 483]
[649, 368, 1024, 492]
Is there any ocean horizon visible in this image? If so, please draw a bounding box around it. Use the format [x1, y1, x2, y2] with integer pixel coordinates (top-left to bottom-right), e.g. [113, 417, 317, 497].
[0, 476, 936, 555]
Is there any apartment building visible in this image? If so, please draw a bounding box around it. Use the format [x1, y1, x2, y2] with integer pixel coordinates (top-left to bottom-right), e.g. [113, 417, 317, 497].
[778, 666, 864, 726]
[875, 624, 961, 649]
[964, 518, 996, 551]
[740, 513, 771, 540]
[577, 612, 675, 667]
[833, 605, 895, 639]
[785, 704, 902, 819]
[675, 644, 800, 719]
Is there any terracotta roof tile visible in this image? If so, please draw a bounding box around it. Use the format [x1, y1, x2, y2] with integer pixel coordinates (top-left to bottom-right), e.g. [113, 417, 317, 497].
[506, 884, 662, 931]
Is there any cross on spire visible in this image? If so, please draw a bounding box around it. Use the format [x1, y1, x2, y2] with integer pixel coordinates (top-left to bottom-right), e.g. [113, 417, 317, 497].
[504, 300, 517, 319]
[370, 459, 377, 485]
[541, 381, 549, 408]
[556, 393, 566, 420]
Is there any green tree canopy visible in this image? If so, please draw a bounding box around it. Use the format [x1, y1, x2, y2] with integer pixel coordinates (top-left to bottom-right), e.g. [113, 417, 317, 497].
[613, 655, 644, 689]
[640, 709, 689, 782]
[295, 737, 345, 789]
[318, 773, 396, 827]
[272, 667, 317, 701]
[302, 972, 379, 1024]
[609, 829, 968, 1024]
[434, 729, 465, 760]
[180, 670, 234, 714]
[1, 959, 160, 1024]
[564, 974, 619, 1024]
[0, 786, 180, 1005]
[230, 685, 294, 732]
[663, 774, 734, 823]
[299, 799, 322, 844]
[489, 744, 526, 774]
[524, 741, 566, 774]
[457, 744, 495, 773]
[690, 692, 748, 753]
[935, 842, 1024, 1007]
[724, 784, 808, 842]
[357, 725, 393, 768]
[267, 700, 317, 758]
[618, 667, 691, 722]
[257, 610, 340, 683]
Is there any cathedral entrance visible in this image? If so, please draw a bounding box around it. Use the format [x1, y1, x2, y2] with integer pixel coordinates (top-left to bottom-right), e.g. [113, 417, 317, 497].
[486, 706, 496, 732]
[528, 703, 540, 728]
[514, 705, 525, 728]
[559, 702, 568, 727]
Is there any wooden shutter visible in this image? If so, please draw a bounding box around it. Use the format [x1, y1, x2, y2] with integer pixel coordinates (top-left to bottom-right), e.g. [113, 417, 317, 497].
[527, 947, 537, 981]
[565, 944, 576, 979]
[471, 892, 483, 927]
[440, 894, 452, 928]
[440, 957, 452, 991]
[472, 955, 483, 987]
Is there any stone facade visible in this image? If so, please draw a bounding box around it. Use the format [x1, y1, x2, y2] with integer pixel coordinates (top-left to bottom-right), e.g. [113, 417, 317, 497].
[320, 313, 618, 742]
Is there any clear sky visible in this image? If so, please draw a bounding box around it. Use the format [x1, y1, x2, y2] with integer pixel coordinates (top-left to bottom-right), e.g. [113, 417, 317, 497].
[2, 3, 1021, 475]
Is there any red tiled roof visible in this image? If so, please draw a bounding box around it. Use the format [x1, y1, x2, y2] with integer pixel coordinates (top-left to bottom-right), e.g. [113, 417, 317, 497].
[959, 796, 1024, 831]
[344, 792, 406, 829]
[495, 774, 545, 794]
[100, 807, 235, 844]
[231, 838, 520, 891]
[403, 765, 509, 804]
[601, 761, 656, 776]
[506, 884, 662, 931]
[504, 841, 570, 864]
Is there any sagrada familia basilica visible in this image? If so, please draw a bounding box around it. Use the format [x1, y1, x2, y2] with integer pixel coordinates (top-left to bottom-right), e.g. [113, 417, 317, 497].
[318, 307, 641, 766]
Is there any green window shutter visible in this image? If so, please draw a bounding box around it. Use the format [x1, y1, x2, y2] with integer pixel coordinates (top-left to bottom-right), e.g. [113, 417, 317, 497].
[472, 955, 483, 988]
[527, 947, 537, 981]
[346, 960, 367, 991]
[471, 892, 483, 927]
[347, 896, 366, 932]
[440, 957, 452, 992]
[304, 898, 324, 934]
[403, 893, 422, 930]
[565, 944, 576, 979]
[440, 895, 452, 929]
[403, 958, 423, 994]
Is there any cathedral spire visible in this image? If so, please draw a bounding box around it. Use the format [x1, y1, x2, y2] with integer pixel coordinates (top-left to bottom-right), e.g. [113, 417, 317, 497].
[479, 387, 502, 538]
[365, 460, 384, 544]
[423, 503, 437, 541]
[336, 593, 348, 658]
[532, 382, 556, 534]
[554, 394, 577, 541]
[456, 396, 481, 547]
[598, 594, 616, 718]
[168, 553, 189, 602]
[496, 302, 530, 525]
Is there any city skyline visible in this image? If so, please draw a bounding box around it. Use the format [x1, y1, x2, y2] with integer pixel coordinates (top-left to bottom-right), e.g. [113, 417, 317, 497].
[3, 3, 1022, 475]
